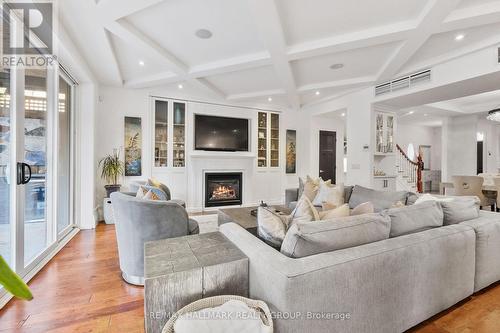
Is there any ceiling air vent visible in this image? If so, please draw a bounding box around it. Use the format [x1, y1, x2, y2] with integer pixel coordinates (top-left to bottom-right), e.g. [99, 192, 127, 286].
[375, 69, 431, 96]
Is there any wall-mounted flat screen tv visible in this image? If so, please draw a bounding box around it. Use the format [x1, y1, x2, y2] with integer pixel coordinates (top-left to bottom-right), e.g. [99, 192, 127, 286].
[195, 115, 249, 151]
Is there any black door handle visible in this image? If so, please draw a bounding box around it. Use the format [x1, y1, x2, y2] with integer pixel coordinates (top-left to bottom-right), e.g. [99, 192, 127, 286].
[17, 162, 32, 185]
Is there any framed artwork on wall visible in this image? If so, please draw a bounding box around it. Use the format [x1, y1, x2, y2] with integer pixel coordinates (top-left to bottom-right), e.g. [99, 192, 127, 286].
[124, 116, 142, 176]
[286, 129, 296, 174]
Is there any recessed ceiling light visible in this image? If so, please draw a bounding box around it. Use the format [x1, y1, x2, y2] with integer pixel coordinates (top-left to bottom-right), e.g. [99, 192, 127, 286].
[455, 34, 465, 41]
[268, 97, 273, 102]
[315, 91, 320, 96]
[138, 60, 145, 66]
[424, 113, 428, 117]
[195, 29, 213, 39]
[341, 112, 346, 117]
[178, 84, 183, 89]
[409, 111, 415, 115]
[329, 63, 344, 70]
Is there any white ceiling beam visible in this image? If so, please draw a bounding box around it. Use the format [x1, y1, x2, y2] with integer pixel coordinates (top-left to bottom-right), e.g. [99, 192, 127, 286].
[226, 89, 286, 101]
[377, 0, 462, 82]
[102, 29, 124, 85]
[124, 71, 178, 88]
[105, 19, 225, 98]
[97, 0, 165, 22]
[297, 76, 376, 92]
[189, 52, 272, 78]
[401, 34, 500, 75]
[440, 1, 500, 32]
[302, 88, 365, 108]
[287, 22, 414, 61]
[247, 0, 300, 110]
[105, 19, 188, 75]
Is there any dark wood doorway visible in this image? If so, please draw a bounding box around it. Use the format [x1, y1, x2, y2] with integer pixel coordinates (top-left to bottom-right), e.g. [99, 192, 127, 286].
[477, 141, 483, 174]
[319, 131, 336, 183]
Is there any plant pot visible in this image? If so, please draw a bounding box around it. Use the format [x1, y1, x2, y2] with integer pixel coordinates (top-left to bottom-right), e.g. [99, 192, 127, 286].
[104, 184, 121, 198]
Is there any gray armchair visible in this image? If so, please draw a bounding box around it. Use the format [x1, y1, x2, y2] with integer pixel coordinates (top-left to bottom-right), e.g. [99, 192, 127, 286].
[110, 192, 199, 285]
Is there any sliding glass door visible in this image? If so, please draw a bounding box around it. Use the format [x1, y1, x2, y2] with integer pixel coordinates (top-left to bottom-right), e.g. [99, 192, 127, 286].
[0, 66, 76, 289]
[24, 68, 49, 266]
[0, 67, 11, 267]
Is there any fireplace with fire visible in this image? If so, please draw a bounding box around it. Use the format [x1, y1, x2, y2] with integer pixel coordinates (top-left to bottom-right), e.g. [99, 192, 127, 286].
[205, 172, 243, 207]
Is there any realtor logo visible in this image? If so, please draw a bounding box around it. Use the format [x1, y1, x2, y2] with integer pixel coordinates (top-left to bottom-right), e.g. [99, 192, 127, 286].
[1, 1, 56, 68]
[2, 2, 53, 55]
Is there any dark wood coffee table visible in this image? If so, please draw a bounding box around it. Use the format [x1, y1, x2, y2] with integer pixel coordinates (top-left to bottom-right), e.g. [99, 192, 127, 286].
[217, 205, 291, 233]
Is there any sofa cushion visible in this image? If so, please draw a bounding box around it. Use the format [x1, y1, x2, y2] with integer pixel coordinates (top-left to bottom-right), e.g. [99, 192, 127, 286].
[280, 213, 391, 258]
[312, 181, 344, 207]
[388, 201, 444, 237]
[257, 207, 290, 248]
[349, 185, 409, 212]
[440, 199, 479, 225]
[318, 204, 350, 220]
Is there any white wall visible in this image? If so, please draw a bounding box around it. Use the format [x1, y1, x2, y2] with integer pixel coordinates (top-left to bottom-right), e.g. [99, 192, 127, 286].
[57, 24, 99, 229]
[95, 85, 305, 215]
[443, 115, 478, 180]
[397, 123, 442, 170]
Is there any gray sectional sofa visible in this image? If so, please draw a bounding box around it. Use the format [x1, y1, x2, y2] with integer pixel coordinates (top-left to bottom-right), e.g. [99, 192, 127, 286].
[220, 185, 500, 333]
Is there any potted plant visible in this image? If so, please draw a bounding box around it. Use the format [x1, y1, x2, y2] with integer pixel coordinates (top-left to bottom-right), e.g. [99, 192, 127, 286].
[99, 149, 124, 197]
[0, 256, 33, 301]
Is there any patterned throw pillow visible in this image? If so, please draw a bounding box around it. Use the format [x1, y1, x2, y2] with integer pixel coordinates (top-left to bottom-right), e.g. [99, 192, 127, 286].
[319, 204, 350, 220]
[143, 190, 162, 201]
[148, 178, 171, 200]
[138, 185, 167, 201]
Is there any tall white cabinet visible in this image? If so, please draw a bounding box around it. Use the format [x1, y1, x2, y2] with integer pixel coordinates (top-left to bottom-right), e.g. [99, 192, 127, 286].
[373, 111, 397, 191]
[151, 97, 187, 199]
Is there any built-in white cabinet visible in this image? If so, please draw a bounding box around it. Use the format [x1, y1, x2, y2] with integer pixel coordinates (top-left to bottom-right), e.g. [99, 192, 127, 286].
[257, 112, 280, 168]
[153, 98, 186, 168]
[373, 111, 397, 188]
[373, 176, 396, 191]
[375, 112, 395, 154]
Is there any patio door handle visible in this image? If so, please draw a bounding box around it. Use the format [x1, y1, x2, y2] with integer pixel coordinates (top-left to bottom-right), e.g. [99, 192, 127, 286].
[17, 162, 32, 185]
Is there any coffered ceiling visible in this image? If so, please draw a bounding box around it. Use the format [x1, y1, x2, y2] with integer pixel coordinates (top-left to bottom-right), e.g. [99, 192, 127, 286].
[60, 0, 500, 109]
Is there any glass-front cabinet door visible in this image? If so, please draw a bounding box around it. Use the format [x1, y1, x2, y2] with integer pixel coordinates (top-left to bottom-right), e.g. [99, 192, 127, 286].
[257, 112, 280, 168]
[172, 102, 185, 168]
[154, 100, 168, 167]
[153, 99, 186, 169]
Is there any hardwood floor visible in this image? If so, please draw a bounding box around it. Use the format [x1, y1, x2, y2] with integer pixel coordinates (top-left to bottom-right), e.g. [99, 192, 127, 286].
[0, 224, 145, 333]
[1, 223, 500, 332]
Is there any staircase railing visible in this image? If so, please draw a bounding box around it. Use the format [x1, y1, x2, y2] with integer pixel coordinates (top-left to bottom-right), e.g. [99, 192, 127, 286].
[396, 144, 423, 193]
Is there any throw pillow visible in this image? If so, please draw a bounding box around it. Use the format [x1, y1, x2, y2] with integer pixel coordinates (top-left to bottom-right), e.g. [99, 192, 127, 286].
[387, 201, 444, 237]
[143, 190, 162, 201]
[312, 181, 344, 207]
[280, 213, 391, 258]
[290, 195, 320, 224]
[299, 176, 320, 202]
[351, 202, 375, 216]
[321, 202, 337, 210]
[257, 207, 290, 248]
[147, 178, 172, 200]
[349, 185, 409, 212]
[319, 204, 350, 220]
[140, 185, 168, 201]
[440, 200, 480, 225]
[136, 186, 147, 199]
[414, 193, 454, 205]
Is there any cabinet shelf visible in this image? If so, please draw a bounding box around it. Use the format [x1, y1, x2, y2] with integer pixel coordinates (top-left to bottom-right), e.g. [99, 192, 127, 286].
[257, 112, 280, 168]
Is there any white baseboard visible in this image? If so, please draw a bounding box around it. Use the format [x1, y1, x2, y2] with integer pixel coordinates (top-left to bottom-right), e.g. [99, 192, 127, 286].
[0, 228, 80, 309]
